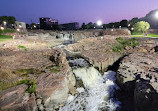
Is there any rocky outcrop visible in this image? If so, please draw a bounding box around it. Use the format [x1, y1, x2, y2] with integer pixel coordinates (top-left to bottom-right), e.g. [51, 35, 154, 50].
[0, 48, 76, 111]
[35, 49, 76, 110]
[117, 51, 158, 111]
[134, 80, 158, 111]
[66, 36, 124, 72]
[0, 84, 37, 111]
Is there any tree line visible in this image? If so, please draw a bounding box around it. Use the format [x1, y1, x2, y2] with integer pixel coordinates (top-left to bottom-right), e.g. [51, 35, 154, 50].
[81, 17, 140, 30]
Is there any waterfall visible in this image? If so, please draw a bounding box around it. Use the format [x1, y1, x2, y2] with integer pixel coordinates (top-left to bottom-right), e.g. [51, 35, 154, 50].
[59, 58, 121, 111]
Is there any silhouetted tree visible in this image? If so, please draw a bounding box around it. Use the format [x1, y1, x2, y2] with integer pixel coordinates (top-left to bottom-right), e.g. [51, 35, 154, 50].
[0, 16, 16, 24]
[129, 17, 140, 28]
[120, 20, 128, 27]
[87, 22, 94, 29]
[81, 23, 87, 29]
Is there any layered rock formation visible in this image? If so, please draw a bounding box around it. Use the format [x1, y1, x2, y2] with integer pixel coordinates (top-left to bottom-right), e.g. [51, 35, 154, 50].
[65, 36, 130, 72]
[0, 48, 76, 111]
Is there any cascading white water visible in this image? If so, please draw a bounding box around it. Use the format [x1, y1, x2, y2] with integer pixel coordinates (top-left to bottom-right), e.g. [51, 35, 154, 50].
[59, 58, 121, 111]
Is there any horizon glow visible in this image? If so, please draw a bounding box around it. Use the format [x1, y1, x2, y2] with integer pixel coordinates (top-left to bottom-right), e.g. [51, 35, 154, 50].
[0, 0, 158, 25]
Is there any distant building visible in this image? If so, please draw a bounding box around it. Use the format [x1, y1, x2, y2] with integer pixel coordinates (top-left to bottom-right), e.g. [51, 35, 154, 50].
[14, 21, 26, 32]
[60, 22, 79, 30]
[40, 17, 58, 30]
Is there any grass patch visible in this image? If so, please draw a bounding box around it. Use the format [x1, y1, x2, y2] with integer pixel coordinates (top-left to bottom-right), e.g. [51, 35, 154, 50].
[131, 31, 143, 35]
[131, 35, 144, 37]
[0, 29, 16, 34]
[18, 45, 28, 51]
[17, 79, 36, 93]
[147, 34, 158, 37]
[112, 37, 139, 52]
[0, 79, 37, 93]
[131, 31, 144, 37]
[0, 35, 12, 42]
[13, 68, 41, 76]
[0, 81, 18, 92]
[46, 65, 61, 73]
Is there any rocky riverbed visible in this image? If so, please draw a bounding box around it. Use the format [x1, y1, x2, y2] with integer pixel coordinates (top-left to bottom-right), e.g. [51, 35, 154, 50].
[0, 30, 158, 111]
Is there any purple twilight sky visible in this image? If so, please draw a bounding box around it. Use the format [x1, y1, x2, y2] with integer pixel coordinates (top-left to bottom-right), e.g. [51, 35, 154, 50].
[0, 0, 158, 25]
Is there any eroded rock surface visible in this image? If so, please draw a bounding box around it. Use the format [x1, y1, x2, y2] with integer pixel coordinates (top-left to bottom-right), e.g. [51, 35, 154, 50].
[117, 42, 158, 111]
[0, 84, 37, 111]
[0, 48, 76, 111]
[66, 36, 127, 72]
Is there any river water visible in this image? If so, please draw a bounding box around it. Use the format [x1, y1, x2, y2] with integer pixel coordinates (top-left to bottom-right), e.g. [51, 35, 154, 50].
[59, 58, 121, 111]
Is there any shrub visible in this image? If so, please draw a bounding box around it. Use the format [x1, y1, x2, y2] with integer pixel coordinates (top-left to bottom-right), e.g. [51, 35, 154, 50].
[0, 28, 15, 34]
[112, 37, 139, 52]
[133, 21, 150, 33]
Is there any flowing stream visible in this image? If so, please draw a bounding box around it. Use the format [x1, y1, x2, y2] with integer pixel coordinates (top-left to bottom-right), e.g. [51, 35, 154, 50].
[59, 58, 121, 111]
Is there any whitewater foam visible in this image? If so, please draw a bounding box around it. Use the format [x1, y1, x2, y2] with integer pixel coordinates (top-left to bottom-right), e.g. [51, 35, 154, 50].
[59, 67, 121, 111]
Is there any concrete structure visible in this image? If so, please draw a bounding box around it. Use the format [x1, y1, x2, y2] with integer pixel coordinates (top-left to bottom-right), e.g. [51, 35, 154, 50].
[14, 21, 26, 32]
[40, 17, 58, 30]
[60, 22, 79, 30]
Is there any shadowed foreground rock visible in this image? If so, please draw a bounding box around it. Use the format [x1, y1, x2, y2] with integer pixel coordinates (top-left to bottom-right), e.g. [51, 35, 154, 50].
[117, 50, 158, 111]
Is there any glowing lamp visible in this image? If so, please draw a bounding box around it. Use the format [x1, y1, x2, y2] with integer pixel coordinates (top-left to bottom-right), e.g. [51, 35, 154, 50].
[156, 12, 158, 18]
[1, 27, 4, 30]
[97, 20, 102, 26]
[17, 29, 20, 31]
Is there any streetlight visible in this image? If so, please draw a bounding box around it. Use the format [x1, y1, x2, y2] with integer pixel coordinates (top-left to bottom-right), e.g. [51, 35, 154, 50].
[156, 11, 158, 18]
[0, 27, 4, 30]
[3, 21, 7, 28]
[131, 28, 134, 31]
[97, 20, 102, 26]
[1, 27, 4, 34]
[17, 29, 20, 32]
[3, 21, 7, 25]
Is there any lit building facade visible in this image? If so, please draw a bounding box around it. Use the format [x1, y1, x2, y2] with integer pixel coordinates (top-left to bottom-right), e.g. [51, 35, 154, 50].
[40, 17, 58, 30]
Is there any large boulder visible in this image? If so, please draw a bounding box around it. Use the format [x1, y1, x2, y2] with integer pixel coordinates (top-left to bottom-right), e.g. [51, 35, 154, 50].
[0, 48, 76, 111]
[117, 52, 158, 111]
[0, 84, 37, 111]
[36, 48, 76, 110]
